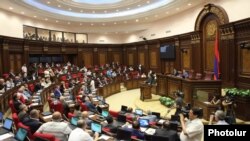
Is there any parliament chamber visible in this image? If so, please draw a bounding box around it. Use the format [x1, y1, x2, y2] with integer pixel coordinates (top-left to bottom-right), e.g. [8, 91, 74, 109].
[0, 0, 250, 141]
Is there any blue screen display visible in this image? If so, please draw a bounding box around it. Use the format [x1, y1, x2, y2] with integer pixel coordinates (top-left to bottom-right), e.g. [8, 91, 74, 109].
[139, 119, 149, 127]
[102, 110, 109, 117]
[15, 128, 28, 141]
[70, 117, 79, 126]
[91, 122, 102, 133]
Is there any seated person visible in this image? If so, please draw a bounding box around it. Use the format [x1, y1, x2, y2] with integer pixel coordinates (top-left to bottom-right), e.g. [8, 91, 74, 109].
[36, 112, 72, 141]
[154, 121, 180, 141]
[73, 103, 82, 118]
[54, 85, 62, 99]
[18, 104, 29, 122]
[22, 109, 43, 134]
[123, 121, 144, 140]
[209, 110, 229, 125]
[13, 93, 24, 112]
[80, 111, 92, 127]
[68, 120, 99, 141]
[104, 116, 118, 134]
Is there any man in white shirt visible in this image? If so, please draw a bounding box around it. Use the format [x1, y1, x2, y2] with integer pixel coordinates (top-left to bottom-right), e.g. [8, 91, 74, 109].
[36, 112, 72, 141]
[68, 120, 99, 141]
[21, 64, 27, 78]
[180, 107, 204, 141]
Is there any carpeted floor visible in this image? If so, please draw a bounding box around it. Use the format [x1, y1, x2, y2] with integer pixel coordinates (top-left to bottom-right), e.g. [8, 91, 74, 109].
[106, 88, 176, 119]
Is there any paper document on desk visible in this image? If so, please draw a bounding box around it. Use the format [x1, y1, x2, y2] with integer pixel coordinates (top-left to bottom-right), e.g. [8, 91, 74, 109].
[140, 127, 147, 132]
[145, 128, 156, 135]
[43, 115, 53, 120]
[30, 102, 39, 106]
[158, 119, 166, 124]
[0, 132, 14, 140]
[99, 134, 111, 140]
[204, 101, 211, 104]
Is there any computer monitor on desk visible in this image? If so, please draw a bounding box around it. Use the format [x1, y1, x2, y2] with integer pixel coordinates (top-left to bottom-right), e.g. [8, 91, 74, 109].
[135, 109, 143, 116]
[101, 110, 109, 118]
[91, 122, 102, 133]
[139, 119, 149, 127]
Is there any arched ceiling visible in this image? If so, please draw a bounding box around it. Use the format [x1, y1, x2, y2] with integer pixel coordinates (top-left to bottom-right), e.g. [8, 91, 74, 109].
[0, 0, 206, 34]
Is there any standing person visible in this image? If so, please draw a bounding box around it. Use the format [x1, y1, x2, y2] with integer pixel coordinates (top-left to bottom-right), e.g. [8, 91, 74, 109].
[222, 95, 236, 124]
[180, 107, 204, 141]
[21, 64, 28, 78]
[174, 91, 184, 116]
[210, 93, 222, 110]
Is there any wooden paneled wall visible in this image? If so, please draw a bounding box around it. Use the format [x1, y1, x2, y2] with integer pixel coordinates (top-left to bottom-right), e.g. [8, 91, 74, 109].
[1, 18, 250, 89]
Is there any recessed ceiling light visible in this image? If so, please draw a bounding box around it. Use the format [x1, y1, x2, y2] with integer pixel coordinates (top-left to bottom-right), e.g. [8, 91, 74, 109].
[104, 10, 108, 13]
[135, 19, 139, 22]
[137, 5, 141, 7]
[47, 1, 50, 4]
[33, 15, 37, 18]
[58, 5, 61, 8]
[114, 22, 117, 25]
[56, 20, 59, 23]
[80, 10, 83, 13]
[176, 8, 180, 10]
[102, 23, 106, 26]
[91, 23, 94, 26]
[165, 11, 169, 14]
[147, 1, 150, 4]
[80, 23, 82, 26]
[127, 7, 130, 10]
[68, 8, 72, 11]
[145, 17, 148, 20]
[45, 18, 48, 21]
[9, 7, 13, 10]
[68, 22, 71, 24]
[21, 11, 25, 14]
[115, 32, 118, 34]
[116, 9, 119, 12]
[154, 15, 158, 18]
[92, 11, 95, 13]
[188, 3, 192, 6]
[124, 21, 127, 24]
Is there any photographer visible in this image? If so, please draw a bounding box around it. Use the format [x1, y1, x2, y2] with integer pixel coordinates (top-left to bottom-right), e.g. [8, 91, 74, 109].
[180, 107, 203, 141]
[222, 95, 236, 124]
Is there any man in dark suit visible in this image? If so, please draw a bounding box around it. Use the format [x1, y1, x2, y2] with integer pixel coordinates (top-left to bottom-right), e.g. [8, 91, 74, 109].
[13, 93, 23, 112]
[154, 121, 180, 141]
[23, 109, 42, 134]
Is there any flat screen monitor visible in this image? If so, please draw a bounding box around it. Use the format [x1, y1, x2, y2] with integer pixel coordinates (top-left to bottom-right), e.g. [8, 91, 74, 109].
[91, 122, 102, 133]
[135, 109, 143, 116]
[160, 44, 176, 60]
[15, 127, 28, 141]
[3, 118, 13, 130]
[139, 119, 149, 127]
[101, 110, 109, 118]
[70, 117, 79, 126]
[121, 105, 128, 112]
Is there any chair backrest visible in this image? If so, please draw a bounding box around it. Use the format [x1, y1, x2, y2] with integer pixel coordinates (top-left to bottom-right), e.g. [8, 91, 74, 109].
[67, 112, 75, 120]
[116, 128, 132, 140]
[79, 102, 88, 111]
[151, 135, 169, 141]
[28, 84, 35, 93]
[9, 100, 17, 113]
[34, 132, 56, 141]
[109, 110, 119, 118]
[12, 113, 19, 129]
[51, 101, 63, 113]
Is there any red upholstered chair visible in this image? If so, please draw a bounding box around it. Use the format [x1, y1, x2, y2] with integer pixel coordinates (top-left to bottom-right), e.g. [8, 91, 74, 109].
[12, 113, 19, 130]
[9, 100, 17, 113]
[2, 73, 9, 79]
[79, 102, 88, 111]
[51, 101, 63, 113]
[67, 112, 75, 120]
[33, 132, 60, 141]
[60, 75, 67, 81]
[28, 83, 35, 93]
[17, 122, 34, 140]
[109, 110, 119, 118]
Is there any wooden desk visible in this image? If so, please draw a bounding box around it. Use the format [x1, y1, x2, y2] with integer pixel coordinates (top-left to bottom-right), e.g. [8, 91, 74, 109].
[140, 84, 152, 101]
[193, 100, 218, 121]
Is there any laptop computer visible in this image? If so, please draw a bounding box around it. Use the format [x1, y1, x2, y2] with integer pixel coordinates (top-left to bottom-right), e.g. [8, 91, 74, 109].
[120, 105, 128, 114]
[135, 109, 143, 116]
[3, 127, 28, 141]
[91, 122, 102, 133]
[151, 112, 161, 119]
[0, 118, 13, 135]
[116, 128, 132, 141]
[116, 114, 127, 126]
[68, 117, 79, 130]
[101, 110, 109, 118]
[139, 119, 150, 127]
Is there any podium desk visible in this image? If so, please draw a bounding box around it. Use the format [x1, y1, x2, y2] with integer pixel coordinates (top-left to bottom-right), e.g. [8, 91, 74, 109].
[140, 83, 152, 101]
